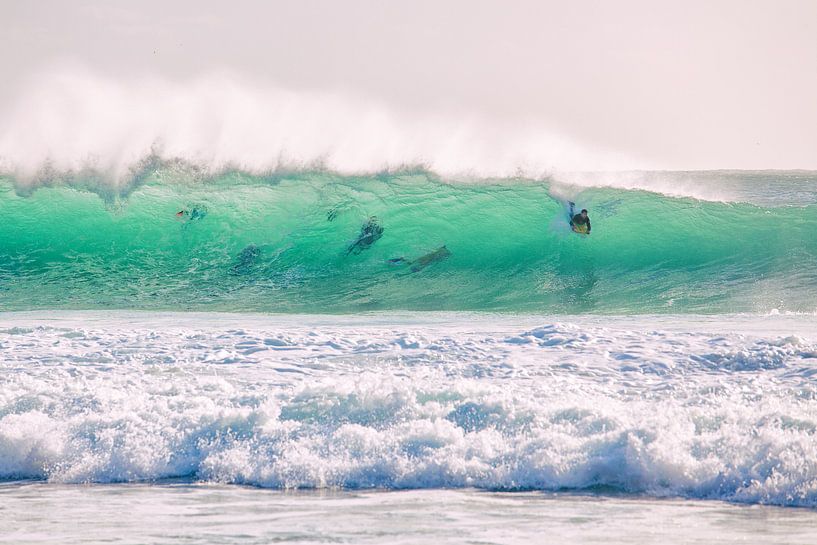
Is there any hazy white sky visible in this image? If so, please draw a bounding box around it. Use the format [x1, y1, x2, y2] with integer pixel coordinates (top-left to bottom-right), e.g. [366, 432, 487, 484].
[2, 0, 816, 169]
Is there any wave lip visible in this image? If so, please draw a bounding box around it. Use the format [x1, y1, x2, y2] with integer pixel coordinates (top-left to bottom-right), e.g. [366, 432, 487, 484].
[2, 317, 816, 507]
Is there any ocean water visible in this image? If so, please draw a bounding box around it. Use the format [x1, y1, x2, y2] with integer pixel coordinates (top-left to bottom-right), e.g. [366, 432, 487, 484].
[4, 485, 817, 545]
[1, 169, 816, 314]
[2, 169, 817, 543]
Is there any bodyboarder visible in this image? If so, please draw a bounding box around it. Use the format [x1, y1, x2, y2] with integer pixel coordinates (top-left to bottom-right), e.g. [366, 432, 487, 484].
[569, 202, 591, 234]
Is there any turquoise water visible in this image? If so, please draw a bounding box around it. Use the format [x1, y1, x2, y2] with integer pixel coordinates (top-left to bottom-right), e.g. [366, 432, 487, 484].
[1, 170, 816, 313]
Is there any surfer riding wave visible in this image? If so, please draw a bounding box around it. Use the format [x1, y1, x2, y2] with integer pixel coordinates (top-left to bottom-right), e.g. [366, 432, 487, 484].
[569, 202, 591, 234]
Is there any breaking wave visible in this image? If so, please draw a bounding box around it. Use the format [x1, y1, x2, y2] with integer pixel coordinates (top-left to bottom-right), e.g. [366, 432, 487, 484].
[0, 169, 815, 314]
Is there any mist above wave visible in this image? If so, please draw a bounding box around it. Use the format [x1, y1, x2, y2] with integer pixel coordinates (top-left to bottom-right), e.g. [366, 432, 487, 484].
[0, 66, 635, 188]
[4, 67, 815, 204]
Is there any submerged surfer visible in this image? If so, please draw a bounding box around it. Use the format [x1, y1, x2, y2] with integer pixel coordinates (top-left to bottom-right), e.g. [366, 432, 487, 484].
[230, 244, 260, 275]
[346, 216, 384, 255]
[389, 245, 451, 272]
[176, 205, 207, 221]
[569, 202, 591, 234]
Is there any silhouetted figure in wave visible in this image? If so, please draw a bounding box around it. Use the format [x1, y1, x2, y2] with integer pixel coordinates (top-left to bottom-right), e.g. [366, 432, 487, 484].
[389, 245, 451, 272]
[347, 217, 384, 255]
[176, 205, 208, 222]
[230, 244, 260, 275]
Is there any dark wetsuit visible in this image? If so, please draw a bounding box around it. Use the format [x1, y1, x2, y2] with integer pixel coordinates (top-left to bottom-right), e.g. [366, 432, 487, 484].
[570, 214, 591, 233]
[347, 217, 384, 255]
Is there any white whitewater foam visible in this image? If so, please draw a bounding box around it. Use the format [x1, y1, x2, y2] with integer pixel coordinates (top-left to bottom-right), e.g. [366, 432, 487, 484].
[1, 313, 816, 507]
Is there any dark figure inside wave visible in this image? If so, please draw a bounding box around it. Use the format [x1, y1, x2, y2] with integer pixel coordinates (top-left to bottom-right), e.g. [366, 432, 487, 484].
[230, 244, 260, 275]
[389, 245, 451, 272]
[176, 205, 208, 221]
[347, 217, 384, 255]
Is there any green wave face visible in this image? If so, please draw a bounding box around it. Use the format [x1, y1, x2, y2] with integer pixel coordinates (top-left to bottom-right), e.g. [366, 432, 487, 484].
[1, 172, 816, 314]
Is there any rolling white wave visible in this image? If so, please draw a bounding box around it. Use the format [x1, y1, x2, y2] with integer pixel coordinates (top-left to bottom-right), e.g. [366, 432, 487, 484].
[1, 313, 816, 507]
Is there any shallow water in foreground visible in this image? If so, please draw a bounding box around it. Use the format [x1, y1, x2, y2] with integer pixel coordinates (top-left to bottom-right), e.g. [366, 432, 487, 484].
[3, 484, 817, 545]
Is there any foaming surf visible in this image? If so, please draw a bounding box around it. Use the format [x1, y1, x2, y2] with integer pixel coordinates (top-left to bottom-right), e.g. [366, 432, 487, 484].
[1, 312, 816, 507]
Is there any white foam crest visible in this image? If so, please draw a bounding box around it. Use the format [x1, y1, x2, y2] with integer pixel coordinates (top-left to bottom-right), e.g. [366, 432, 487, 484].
[0, 65, 639, 191]
[550, 171, 739, 202]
